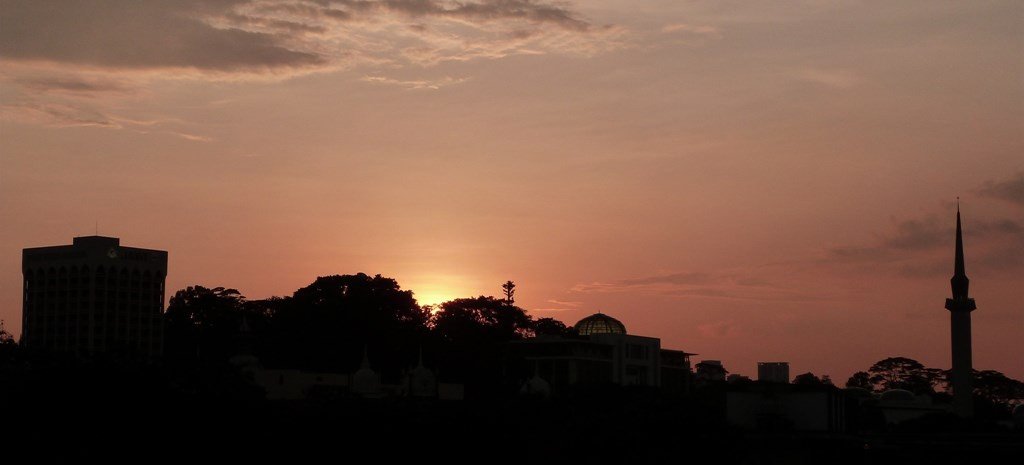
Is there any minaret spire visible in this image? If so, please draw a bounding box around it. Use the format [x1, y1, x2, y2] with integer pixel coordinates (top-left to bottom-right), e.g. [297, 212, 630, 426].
[947, 200, 974, 308]
[955, 199, 962, 271]
[945, 200, 976, 417]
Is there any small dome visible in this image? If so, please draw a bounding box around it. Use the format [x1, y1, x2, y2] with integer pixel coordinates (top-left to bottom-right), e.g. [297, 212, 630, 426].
[575, 313, 626, 336]
[880, 389, 915, 402]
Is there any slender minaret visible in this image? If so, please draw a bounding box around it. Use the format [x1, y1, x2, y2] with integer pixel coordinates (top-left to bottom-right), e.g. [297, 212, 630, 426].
[944, 201, 976, 417]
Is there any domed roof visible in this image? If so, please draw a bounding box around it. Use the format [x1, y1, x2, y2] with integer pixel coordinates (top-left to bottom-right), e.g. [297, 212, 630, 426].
[575, 312, 626, 336]
[880, 389, 915, 402]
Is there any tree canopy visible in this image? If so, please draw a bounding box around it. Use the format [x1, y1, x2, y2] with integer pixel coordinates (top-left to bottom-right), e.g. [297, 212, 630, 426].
[431, 295, 533, 344]
[867, 357, 941, 394]
[164, 285, 247, 363]
[793, 372, 833, 386]
[845, 371, 872, 390]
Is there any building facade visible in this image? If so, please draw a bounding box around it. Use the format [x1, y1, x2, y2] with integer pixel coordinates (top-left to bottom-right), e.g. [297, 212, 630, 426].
[511, 312, 693, 395]
[22, 236, 168, 358]
[757, 362, 790, 383]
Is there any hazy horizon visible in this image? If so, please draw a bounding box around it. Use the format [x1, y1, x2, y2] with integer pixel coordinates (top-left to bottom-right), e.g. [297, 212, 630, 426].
[2, 0, 1022, 381]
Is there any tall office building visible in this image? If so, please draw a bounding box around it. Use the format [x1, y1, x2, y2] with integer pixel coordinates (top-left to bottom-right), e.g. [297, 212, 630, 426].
[22, 236, 168, 359]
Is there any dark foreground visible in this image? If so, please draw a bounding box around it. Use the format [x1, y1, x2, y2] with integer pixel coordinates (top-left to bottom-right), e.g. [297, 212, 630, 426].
[4, 370, 1021, 465]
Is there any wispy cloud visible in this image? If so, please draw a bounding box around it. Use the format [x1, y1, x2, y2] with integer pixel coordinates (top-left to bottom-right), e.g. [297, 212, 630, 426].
[1, 102, 122, 128]
[571, 269, 828, 302]
[978, 172, 1024, 207]
[0, 0, 620, 134]
[791, 67, 860, 89]
[546, 299, 582, 307]
[362, 75, 468, 90]
[827, 181, 1024, 275]
[0, 101, 211, 142]
[0, 0, 616, 77]
[529, 299, 583, 313]
[697, 320, 738, 338]
[0, 1, 324, 73]
[660, 23, 720, 37]
[14, 76, 136, 97]
[829, 214, 1023, 264]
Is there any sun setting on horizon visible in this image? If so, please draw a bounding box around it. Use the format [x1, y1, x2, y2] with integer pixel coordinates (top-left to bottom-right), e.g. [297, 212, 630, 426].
[2, 0, 1022, 385]
[2, 2, 1023, 460]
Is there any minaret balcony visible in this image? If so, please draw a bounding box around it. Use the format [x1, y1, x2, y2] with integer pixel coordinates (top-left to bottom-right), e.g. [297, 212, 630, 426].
[945, 298, 976, 312]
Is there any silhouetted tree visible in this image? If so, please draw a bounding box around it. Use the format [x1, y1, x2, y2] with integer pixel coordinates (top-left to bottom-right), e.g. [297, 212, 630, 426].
[432, 296, 532, 344]
[502, 280, 516, 306]
[431, 296, 532, 394]
[265, 274, 429, 374]
[846, 371, 872, 390]
[793, 372, 832, 386]
[0, 320, 17, 364]
[973, 370, 1024, 410]
[727, 374, 752, 384]
[695, 361, 727, 383]
[532, 317, 577, 337]
[867, 357, 941, 394]
[164, 286, 247, 363]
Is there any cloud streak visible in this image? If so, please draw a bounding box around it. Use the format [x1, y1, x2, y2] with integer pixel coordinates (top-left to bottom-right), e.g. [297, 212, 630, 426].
[978, 172, 1024, 207]
[362, 75, 468, 90]
[14, 76, 136, 97]
[0, 0, 613, 76]
[0, 0, 325, 73]
[828, 180, 1024, 276]
[571, 270, 828, 302]
[791, 67, 860, 89]
[0, 0, 618, 134]
[0, 101, 211, 142]
[829, 214, 1023, 263]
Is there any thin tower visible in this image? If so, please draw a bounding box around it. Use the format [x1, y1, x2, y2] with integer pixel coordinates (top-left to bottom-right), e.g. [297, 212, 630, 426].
[944, 201, 976, 417]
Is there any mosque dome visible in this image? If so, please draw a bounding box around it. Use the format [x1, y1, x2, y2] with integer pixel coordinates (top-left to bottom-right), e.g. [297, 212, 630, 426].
[879, 389, 915, 403]
[575, 312, 626, 336]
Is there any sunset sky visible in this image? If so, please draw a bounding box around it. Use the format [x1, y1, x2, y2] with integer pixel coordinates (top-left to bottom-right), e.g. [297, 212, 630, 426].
[1, 0, 1021, 381]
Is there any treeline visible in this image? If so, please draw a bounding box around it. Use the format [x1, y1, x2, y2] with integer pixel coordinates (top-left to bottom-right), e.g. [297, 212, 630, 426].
[162, 274, 573, 395]
[842, 356, 1024, 419]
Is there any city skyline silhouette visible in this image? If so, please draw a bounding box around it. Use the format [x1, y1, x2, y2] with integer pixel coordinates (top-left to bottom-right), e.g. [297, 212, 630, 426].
[4, 202, 1019, 381]
[1, 0, 1022, 388]
[3, 208, 1022, 464]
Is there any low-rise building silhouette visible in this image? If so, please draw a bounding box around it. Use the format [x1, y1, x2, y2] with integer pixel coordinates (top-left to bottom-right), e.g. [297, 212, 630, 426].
[511, 312, 694, 394]
[758, 362, 790, 383]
